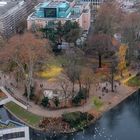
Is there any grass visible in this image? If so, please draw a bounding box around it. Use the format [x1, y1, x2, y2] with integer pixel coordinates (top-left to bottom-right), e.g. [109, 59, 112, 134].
[92, 96, 103, 109]
[38, 65, 63, 79]
[47, 56, 67, 67]
[126, 75, 140, 87]
[5, 102, 42, 127]
[38, 56, 65, 79]
[0, 122, 17, 129]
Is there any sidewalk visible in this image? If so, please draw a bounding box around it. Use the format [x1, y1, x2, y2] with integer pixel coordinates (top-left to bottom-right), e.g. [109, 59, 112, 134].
[0, 72, 136, 117]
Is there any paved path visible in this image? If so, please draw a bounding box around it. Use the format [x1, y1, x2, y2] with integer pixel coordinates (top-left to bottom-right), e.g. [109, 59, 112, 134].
[0, 72, 136, 117]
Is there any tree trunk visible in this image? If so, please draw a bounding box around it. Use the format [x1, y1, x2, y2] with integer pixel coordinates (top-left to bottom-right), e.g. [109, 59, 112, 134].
[72, 82, 75, 94]
[26, 80, 31, 103]
[98, 54, 102, 68]
[111, 67, 114, 92]
[120, 70, 123, 78]
[64, 92, 66, 107]
[78, 79, 82, 91]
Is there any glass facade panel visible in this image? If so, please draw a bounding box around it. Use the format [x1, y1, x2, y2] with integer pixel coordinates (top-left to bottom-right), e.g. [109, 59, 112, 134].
[1, 131, 25, 139]
[44, 8, 57, 18]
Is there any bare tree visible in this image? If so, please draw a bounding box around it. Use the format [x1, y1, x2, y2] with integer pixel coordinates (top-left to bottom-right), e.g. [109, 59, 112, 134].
[121, 12, 140, 64]
[65, 47, 84, 93]
[94, 1, 123, 35]
[66, 62, 77, 94]
[59, 76, 69, 107]
[81, 68, 94, 96]
[88, 34, 113, 68]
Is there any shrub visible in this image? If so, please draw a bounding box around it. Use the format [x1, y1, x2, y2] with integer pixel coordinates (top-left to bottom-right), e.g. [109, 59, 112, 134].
[92, 96, 103, 109]
[41, 97, 49, 107]
[62, 111, 93, 128]
[53, 97, 60, 107]
[72, 95, 81, 105]
[136, 72, 140, 77]
[72, 88, 88, 105]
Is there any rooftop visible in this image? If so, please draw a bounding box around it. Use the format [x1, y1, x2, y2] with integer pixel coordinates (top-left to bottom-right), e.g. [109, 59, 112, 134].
[0, 121, 22, 129]
[0, 107, 24, 130]
[28, 1, 90, 20]
[37, 1, 69, 9]
[0, 0, 24, 16]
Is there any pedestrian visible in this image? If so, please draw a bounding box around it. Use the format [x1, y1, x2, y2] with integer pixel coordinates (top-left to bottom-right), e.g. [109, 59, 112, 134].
[114, 84, 117, 92]
[118, 81, 121, 86]
[106, 88, 108, 93]
[40, 84, 43, 88]
[10, 82, 13, 86]
[106, 82, 108, 87]
[98, 85, 100, 90]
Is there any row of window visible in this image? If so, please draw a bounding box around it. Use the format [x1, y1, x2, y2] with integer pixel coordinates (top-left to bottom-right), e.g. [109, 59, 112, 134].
[0, 131, 25, 140]
[81, 0, 103, 2]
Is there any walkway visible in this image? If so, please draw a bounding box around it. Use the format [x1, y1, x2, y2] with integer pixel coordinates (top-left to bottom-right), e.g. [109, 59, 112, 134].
[0, 72, 136, 117]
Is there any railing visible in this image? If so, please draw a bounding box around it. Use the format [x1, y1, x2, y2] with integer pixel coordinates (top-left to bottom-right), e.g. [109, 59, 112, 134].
[4, 86, 28, 106]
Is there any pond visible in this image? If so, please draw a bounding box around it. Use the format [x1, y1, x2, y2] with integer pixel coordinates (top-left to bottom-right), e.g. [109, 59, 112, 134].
[30, 90, 140, 140]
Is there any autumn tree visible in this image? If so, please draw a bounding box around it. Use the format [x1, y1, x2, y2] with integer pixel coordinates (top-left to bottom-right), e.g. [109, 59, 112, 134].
[94, 1, 123, 35]
[117, 44, 128, 77]
[88, 34, 113, 68]
[0, 32, 49, 102]
[121, 12, 140, 64]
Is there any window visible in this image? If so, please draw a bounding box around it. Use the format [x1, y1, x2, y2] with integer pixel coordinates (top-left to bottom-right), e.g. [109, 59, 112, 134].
[44, 8, 57, 18]
[3, 131, 25, 139]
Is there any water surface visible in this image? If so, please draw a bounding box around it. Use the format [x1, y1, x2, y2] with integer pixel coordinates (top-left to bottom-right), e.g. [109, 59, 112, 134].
[30, 90, 140, 140]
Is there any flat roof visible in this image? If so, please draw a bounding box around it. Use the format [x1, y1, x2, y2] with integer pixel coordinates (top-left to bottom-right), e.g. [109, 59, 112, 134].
[0, 0, 24, 16]
[39, 1, 69, 9]
[48, 1, 60, 8]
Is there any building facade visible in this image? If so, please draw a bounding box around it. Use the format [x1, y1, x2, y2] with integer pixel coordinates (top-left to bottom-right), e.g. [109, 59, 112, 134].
[27, 0, 91, 31]
[0, 0, 33, 37]
[0, 125, 30, 140]
[0, 118, 29, 140]
[81, 0, 104, 11]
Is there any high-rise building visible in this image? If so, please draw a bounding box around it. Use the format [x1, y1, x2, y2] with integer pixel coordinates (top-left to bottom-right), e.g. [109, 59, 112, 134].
[0, 0, 33, 37]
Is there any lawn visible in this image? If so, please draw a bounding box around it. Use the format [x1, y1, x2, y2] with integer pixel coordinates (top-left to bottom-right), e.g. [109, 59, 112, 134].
[5, 102, 42, 127]
[126, 75, 140, 87]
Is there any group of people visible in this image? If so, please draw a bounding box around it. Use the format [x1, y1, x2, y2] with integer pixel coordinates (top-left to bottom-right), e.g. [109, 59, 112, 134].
[96, 81, 121, 95]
